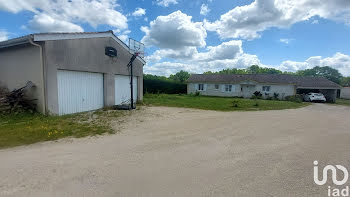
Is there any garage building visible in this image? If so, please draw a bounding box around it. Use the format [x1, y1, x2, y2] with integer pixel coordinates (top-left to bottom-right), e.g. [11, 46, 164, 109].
[0, 31, 145, 115]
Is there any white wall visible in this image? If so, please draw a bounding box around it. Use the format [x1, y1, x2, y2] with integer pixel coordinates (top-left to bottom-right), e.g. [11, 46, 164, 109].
[341, 88, 350, 99]
[187, 82, 296, 99]
[255, 84, 296, 99]
[0, 45, 44, 113]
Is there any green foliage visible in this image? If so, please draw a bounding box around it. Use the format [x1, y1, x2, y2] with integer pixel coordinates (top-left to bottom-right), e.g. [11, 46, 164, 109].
[247, 65, 282, 74]
[204, 68, 248, 75]
[169, 70, 191, 82]
[336, 99, 350, 106]
[143, 94, 309, 111]
[296, 66, 342, 84]
[232, 100, 239, 107]
[273, 92, 280, 100]
[340, 77, 350, 87]
[251, 91, 262, 99]
[285, 95, 303, 103]
[203, 65, 282, 75]
[143, 74, 187, 94]
[203, 65, 345, 85]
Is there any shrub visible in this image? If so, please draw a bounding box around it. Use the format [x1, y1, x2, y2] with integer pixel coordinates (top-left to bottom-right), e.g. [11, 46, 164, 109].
[285, 94, 303, 103]
[273, 92, 280, 100]
[232, 100, 239, 107]
[143, 76, 187, 94]
[253, 91, 262, 97]
[251, 91, 262, 99]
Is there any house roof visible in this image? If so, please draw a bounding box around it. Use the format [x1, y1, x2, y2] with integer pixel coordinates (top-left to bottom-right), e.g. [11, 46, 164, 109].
[187, 74, 342, 89]
[0, 31, 146, 64]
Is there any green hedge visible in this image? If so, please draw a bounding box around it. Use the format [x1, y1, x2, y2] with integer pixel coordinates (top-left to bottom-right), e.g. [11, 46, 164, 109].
[143, 78, 187, 94]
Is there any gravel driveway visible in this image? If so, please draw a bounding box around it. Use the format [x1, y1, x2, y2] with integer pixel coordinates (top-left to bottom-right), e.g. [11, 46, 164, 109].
[1, 104, 350, 197]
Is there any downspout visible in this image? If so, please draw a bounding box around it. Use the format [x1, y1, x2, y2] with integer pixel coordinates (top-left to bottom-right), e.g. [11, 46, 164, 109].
[29, 37, 46, 115]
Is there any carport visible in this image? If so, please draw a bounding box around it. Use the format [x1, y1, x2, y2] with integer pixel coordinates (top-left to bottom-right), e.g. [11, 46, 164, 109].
[295, 77, 341, 103]
[296, 87, 338, 103]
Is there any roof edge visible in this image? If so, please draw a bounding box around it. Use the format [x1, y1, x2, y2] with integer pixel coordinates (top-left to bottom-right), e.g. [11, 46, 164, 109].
[0, 31, 146, 65]
[0, 34, 33, 49]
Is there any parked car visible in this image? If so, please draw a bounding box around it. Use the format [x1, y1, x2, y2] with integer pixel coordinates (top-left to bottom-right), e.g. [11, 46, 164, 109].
[303, 93, 326, 102]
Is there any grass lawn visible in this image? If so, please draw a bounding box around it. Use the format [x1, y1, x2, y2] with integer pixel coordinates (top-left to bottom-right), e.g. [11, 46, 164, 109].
[143, 94, 310, 111]
[335, 99, 350, 106]
[0, 110, 129, 149]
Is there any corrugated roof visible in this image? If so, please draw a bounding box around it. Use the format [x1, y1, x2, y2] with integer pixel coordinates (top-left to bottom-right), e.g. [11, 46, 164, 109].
[187, 74, 341, 89]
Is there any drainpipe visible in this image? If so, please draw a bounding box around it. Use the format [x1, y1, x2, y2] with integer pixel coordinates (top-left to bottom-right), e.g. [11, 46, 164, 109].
[29, 38, 46, 115]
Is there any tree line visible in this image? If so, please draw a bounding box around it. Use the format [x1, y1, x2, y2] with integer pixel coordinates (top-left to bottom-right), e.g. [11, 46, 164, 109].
[144, 65, 350, 94]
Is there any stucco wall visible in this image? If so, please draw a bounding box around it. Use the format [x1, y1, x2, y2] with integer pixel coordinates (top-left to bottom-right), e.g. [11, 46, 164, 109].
[0, 45, 44, 113]
[43, 37, 144, 114]
[341, 88, 350, 99]
[188, 82, 295, 99]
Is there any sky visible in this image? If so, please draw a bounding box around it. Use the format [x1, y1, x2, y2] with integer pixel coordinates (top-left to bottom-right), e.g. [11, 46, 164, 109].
[1, 0, 350, 76]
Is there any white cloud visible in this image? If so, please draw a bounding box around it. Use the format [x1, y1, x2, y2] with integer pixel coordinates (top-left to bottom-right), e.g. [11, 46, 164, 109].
[0, 30, 8, 41]
[0, 0, 49, 13]
[279, 38, 291, 44]
[132, 7, 146, 17]
[204, 0, 350, 40]
[113, 29, 131, 43]
[141, 11, 207, 49]
[156, 0, 178, 7]
[312, 20, 319, 24]
[147, 40, 243, 64]
[278, 53, 350, 76]
[0, 0, 128, 32]
[28, 13, 84, 32]
[200, 4, 210, 16]
[144, 40, 262, 76]
[144, 53, 261, 76]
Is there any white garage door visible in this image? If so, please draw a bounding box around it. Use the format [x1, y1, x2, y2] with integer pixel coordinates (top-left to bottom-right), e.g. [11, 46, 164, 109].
[57, 70, 104, 115]
[115, 75, 138, 105]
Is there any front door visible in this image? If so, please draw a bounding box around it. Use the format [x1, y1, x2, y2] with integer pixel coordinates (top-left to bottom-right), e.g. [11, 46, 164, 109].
[242, 85, 256, 98]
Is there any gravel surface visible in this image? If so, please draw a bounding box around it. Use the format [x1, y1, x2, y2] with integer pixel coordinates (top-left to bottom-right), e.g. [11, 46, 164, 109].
[1, 104, 350, 197]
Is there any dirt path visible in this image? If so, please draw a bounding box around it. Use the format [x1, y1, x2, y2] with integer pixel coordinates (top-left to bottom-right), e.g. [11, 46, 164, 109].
[1, 104, 350, 197]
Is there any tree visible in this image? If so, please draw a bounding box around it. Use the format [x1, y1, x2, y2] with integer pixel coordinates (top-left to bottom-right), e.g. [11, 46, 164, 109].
[341, 77, 350, 87]
[246, 65, 282, 74]
[296, 66, 343, 84]
[169, 70, 191, 83]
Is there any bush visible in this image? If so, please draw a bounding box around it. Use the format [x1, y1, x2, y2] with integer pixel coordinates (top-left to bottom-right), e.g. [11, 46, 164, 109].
[143, 75, 187, 94]
[251, 91, 262, 99]
[232, 100, 239, 107]
[273, 92, 279, 100]
[285, 94, 303, 103]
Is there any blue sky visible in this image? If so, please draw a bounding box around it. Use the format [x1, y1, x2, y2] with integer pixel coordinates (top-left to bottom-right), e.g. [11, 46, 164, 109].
[1, 0, 350, 76]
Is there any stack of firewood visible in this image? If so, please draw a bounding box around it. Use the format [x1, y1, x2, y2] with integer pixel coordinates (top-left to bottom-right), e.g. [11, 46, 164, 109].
[0, 81, 37, 114]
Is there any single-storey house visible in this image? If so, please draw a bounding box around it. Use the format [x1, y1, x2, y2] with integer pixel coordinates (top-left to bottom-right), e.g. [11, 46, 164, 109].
[341, 87, 350, 99]
[0, 31, 145, 115]
[187, 74, 342, 102]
